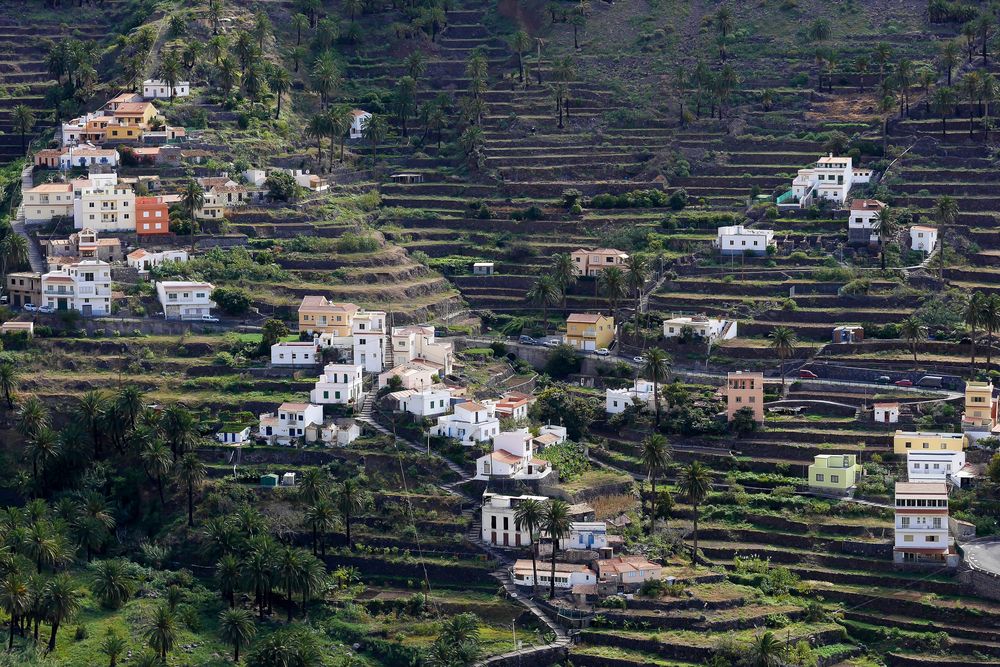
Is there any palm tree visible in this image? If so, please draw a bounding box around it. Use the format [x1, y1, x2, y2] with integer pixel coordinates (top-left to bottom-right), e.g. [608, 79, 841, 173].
[337, 479, 367, 549]
[296, 555, 326, 617]
[598, 266, 627, 315]
[0, 572, 29, 650]
[100, 631, 127, 667]
[0, 232, 27, 283]
[145, 604, 177, 662]
[25, 521, 60, 573]
[509, 30, 532, 83]
[980, 293, 1000, 369]
[749, 631, 785, 667]
[362, 113, 389, 167]
[981, 73, 998, 143]
[896, 58, 915, 116]
[977, 13, 995, 64]
[162, 404, 199, 461]
[526, 275, 560, 329]
[158, 50, 183, 105]
[917, 67, 935, 114]
[640, 434, 671, 535]
[42, 572, 80, 651]
[899, 316, 927, 369]
[641, 348, 671, 424]
[404, 51, 427, 81]
[624, 255, 650, 335]
[17, 395, 48, 442]
[92, 559, 136, 609]
[941, 40, 960, 87]
[677, 461, 712, 566]
[854, 55, 869, 91]
[550, 253, 577, 309]
[0, 362, 19, 410]
[541, 499, 571, 599]
[934, 195, 959, 280]
[243, 539, 276, 620]
[393, 75, 417, 137]
[180, 179, 204, 253]
[768, 326, 798, 391]
[141, 440, 172, 508]
[175, 453, 206, 527]
[219, 607, 256, 662]
[307, 113, 330, 169]
[26, 428, 60, 493]
[877, 92, 895, 156]
[11, 105, 35, 153]
[966, 292, 985, 375]
[872, 205, 899, 270]
[269, 66, 292, 119]
[304, 497, 337, 556]
[964, 70, 983, 137]
[513, 498, 544, 596]
[932, 86, 956, 139]
[215, 553, 241, 608]
[329, 105, 354, 163]
[275, 546, 306, 623]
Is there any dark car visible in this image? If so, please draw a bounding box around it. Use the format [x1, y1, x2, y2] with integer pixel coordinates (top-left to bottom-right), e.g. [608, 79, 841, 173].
[799, 369, 818, 379]
[518, 335, 536, 345]
[876, 376, 891, 384]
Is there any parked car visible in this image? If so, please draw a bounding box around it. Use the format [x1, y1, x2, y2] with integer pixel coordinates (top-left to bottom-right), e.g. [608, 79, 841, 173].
[38, 305, 55, 314]
[894, 379, 913, 387]
[595, 347, 611, 356]
[201, 314, 220, 323]
[518, 335, 536, 345]
[543, 340, 559, 348]
[633, 355, 647, 364]
[916, 375, 943, 388]
[23, 303, 37, 312]
[876, 376, 891, 384]
[799, 369, 818, 379]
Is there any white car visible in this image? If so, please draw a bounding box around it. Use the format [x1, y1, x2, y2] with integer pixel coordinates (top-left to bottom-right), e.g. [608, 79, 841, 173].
[23, 303, 37, 312]
[38, 305, 55, 314]
[543, 340, 559, 348]
[633, 356, 646, 363]
[595, 347, 611, 356]
[201, 315, 220, 323]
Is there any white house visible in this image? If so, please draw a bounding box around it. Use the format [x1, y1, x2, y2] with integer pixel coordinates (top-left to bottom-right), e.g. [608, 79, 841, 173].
[73, 182, 135, 232]
[40, 259, 112, 315]
[432, 400, 500, 446]
[331, 418, 361, 446]
[271, 341, 320, 367]
[714, 225, 775, 256]
[874, 402, 900, 424]
[893, 482, 959, 567]
[662, 315, 737, 342]
[258, 402, 324, 445]
[907, 451, 967, 485]
[473, 262, 494, 275]
[60, 144, 119, 170]
[848, 199, 886, 245]
[391, 387, 453, 417]
[910, 226, 938, 254]
[390, 325, 454, 375]
[155, 281, 216, 320]
[310, 363, 364, 405]
[216, 424, 252, 445]
[127, 249, 188, 275]
[352, 310, 387, 372]
[560, 522, 609, 551]
[493, 392, 535, 421]
[788, 155, 871, 207]
[481, 492, 548, 547]
[142, 79, 190, 99]
[307, 418, 362, 446]
[474, 428, 551, 481]
[349, 110, 372, 139]
[535, 425, 568, 447]
[511, 560, 596, 590]
[606, 379, 656, 415]
[377, 360, 439, 390]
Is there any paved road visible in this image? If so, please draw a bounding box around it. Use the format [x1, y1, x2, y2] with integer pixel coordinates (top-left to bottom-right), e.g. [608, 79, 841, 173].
[963, 538, 1000, 576]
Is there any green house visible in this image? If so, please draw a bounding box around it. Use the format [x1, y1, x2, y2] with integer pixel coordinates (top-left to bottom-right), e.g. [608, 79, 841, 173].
[259, 473, 279, 488]
[808, 454, 860, 494]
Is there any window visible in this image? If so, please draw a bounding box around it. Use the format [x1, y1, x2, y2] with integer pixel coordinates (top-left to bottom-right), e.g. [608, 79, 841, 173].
[901, 517, 910, 528]
[926, 535, 937, 543]
[830, 475, 839, 483]
[815, 473, 824, 482]
[903, 534, 914, 542]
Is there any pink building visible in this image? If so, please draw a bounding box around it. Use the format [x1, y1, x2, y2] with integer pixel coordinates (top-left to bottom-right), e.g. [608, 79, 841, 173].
[726, 371, 764, 422]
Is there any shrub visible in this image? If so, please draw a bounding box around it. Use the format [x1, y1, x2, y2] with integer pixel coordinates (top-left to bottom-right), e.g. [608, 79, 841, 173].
[668, 188, 687, 210]
[211, 287, 252, 315]
[335, 232, 381, 253]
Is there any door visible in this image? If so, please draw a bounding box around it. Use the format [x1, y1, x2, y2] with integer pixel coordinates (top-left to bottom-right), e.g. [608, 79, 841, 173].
[57, 298, 68, 311]
[584, 341, 595, 351]
[82, 304, 92, 316]
[515, 533, 521, 547]
[491, 531, 496, 544]
[502, 533, 508, 546]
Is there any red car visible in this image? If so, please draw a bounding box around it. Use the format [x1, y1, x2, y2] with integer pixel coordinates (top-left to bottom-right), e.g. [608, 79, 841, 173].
[798, 369, 818, 379]
[894, 379, 913, 387]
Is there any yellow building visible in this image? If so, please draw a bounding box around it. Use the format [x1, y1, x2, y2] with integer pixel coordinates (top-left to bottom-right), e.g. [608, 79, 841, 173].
[565, 313, 615, 351]
[298, 296, 359, 335]
[962, 381, 995, 431]
[105, 124, 145, 142]
[113, 102, 158, 126]
[893, 431, 966, 454]
[808, 454, 861, 493]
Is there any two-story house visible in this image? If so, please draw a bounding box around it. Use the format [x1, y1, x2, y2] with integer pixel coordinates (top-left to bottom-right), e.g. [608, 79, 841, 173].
[298, 296, 358, 336]
[606, 379, 656, 415]
[481, 492, 549, 547]
[391, 387, 453, 417]
[808, 454, 861, 494]
[258, 402, 324, 445]
[570, 248, 629, 277]
[726, 371, 764, 422]
[565, 313, 615, 351]
[127, 249, 188, 275]
[156, 281, 216, 320]
[432, 401, 500, 445]
[73, 183, 135, 232]
[474, 428, 551, 481]
[893, 431, 966, 455]
[310, 363, 364, 405]
[594, 556, 663, 593]
[848, 199, 886, 245]
[714, 225, 775, 256]
[271, 341, 320, 367]
[23, 183, 74, 223]
[389, 325, 454, 375]
[40, 259, 112, 315]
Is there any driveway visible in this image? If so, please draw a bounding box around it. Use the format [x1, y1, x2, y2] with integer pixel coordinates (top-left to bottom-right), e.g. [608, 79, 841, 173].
[964, 537, 1000, 575]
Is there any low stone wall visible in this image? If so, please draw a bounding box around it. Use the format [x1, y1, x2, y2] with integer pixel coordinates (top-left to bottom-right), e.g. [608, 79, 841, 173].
[960, 565, 1000, 602]
[480, 645, 567, 667]
[887, 653, 1000, 667]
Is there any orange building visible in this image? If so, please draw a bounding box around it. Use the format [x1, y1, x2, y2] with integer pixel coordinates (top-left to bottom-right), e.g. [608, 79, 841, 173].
[726, 371, 764, 423]
[135, 196, 170, 235]
[34, 149, 63, 169]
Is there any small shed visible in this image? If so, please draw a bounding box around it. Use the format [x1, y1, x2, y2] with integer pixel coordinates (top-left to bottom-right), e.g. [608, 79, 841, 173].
[874, 402, 900, 424]
[0, 321, 34, 338]
[832, 325, 863, 344]
[281, 472, 296, 487]
[390, 173, 424, 184]
[259, 473, 279, 488]
[473, 262, 495, 276]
